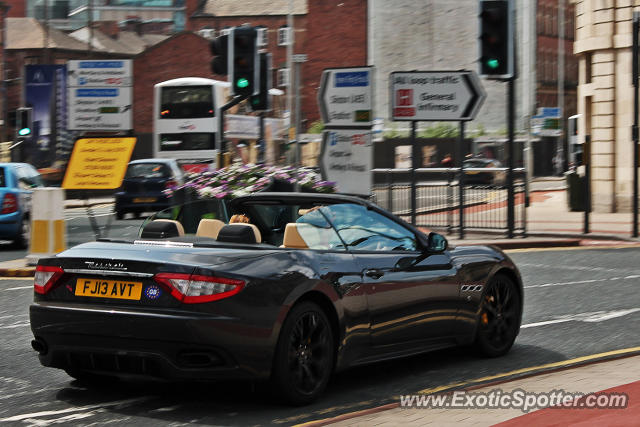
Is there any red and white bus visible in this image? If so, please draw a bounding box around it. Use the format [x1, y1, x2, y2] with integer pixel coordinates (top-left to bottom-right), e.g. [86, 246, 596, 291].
[153, 77, 230, 163]
[153, 77, 286, 168]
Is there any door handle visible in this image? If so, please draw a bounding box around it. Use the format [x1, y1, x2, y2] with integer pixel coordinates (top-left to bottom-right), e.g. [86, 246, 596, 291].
[365, 269, 384, 279]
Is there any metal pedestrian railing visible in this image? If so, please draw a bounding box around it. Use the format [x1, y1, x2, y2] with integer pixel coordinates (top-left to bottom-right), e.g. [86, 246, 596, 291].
[371, 167, 527, 237]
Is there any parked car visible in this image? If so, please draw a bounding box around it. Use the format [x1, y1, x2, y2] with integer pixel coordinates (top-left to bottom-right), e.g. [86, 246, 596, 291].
[114, 159, 185, 220]
[0, 163, 43, 247]
[30, 193, 523, 405]
[463, 157, 506, 186]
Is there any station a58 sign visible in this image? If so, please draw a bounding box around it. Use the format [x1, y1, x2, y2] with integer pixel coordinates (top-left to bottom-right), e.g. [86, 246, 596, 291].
[318, 67, 373, 127]
[390, 71, 485, 122]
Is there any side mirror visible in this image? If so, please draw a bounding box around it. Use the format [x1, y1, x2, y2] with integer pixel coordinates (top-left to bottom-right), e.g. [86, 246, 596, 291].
[427, 232, 448, 252]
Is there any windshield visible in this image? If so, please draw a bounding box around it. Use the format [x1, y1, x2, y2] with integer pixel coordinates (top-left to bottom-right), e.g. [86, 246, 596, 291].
[160, 86, 214, 119]
[125, 163, 171, 179]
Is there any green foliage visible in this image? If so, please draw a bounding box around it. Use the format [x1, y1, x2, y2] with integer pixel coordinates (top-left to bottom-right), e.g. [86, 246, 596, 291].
[418, 123, 459, 138]
[307, 120, 324, 134]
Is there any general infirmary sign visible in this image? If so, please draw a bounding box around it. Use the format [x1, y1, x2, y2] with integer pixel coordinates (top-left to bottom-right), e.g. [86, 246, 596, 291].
[390, 71, 486, 122]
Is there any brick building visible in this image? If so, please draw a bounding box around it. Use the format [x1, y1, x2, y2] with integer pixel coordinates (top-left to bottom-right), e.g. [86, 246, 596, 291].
[132, 31, 211, 155]
[190, 0, 367, 130]
[571, 0, 638, 213]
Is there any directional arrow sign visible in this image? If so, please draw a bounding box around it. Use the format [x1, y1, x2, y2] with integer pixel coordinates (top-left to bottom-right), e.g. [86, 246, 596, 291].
[318, 67, 374, 127]
[390, 71, 486, 122]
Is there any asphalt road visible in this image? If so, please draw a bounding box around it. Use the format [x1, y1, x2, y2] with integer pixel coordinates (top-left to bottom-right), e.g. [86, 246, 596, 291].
[1, 246, 640, 425]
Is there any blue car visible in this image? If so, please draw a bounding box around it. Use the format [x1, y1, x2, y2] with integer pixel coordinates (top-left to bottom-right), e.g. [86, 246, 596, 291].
[0, 163, 43, 248]
[115, 159, 185, 220]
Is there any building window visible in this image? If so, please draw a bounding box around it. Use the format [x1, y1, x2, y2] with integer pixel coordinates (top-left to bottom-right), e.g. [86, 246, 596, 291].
[278, 26, 291, 46]
[198, 28, 215, 39]
[257, 27, 268, 46]
[277, 68, 290, 87]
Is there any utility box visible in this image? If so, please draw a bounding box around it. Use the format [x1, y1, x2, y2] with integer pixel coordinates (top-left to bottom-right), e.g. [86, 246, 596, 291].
[565, 170, 585, 211]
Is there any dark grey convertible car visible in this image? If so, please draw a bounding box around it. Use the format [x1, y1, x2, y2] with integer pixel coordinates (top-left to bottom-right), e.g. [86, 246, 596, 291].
[30, 193, 523, 404]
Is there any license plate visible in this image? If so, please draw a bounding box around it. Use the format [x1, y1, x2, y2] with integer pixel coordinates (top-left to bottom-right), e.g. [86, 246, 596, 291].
[133, 197, 157, 203]
[75, 278, 143, 300]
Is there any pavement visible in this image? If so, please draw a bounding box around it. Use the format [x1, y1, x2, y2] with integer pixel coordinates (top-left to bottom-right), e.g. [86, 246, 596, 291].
[304, 350, 640, 426]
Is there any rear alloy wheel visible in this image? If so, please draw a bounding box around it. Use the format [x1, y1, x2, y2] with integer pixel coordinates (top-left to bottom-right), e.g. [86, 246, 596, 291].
[13, 216, 29, 249]
[271, 301, 335, 405]
[474, 274, 521, 357]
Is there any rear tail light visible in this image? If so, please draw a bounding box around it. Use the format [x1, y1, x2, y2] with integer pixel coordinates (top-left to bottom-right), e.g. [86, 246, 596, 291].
[154, 273, 245, 304]
[1, 193, 18, 214]
[34, 265, 64, 294]
[165, 180, 178, 190]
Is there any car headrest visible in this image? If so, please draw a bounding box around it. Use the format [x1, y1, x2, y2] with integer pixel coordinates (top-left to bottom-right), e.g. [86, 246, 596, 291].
[216, 223, 262, 244]
[140, 219, 185, 239]
[196, 218, 225, 239]
[282, 223, 308, 249]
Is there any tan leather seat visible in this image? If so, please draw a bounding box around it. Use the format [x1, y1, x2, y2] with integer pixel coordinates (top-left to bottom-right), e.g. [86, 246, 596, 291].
[282, 223, 308, 249]
[153, 219, 185, 236]
[196, 218, 225, 239]
[225, 223, 262, 243]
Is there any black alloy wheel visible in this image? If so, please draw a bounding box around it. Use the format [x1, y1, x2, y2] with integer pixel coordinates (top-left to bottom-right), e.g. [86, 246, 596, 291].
[474, 274, 521, 357]
[272, 301, 335, 405]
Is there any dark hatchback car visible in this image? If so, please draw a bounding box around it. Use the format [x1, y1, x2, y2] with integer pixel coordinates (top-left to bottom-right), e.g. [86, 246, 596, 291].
[115, 159, 185, 220]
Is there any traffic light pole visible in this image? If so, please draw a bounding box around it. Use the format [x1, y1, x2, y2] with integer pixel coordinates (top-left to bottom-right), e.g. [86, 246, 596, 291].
[632, 11, 639, 238]
[217, 94, 248, 164]
[507, 77, 515, 238]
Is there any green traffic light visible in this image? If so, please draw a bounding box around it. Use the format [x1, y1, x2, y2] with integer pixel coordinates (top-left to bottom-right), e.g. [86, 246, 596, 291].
[18, 128, 31, 136]
[236, 78, 249, 88]
[487, 59, 500, 69]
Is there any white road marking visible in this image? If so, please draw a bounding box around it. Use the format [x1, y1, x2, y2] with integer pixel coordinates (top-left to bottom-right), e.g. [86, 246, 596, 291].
[4, 285, 33, 291]
[525, 274, 640, 289]
[22, 411, 100, 427]
[522, 308, 640, 329]
[518, 262, 625, 274]
[0, 397, 151, 422]
[0, 322, 30, 329]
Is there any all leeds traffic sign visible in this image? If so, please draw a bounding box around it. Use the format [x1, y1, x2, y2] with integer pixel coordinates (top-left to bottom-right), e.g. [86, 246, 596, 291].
[390, 71, 486, 122]
[318, 67, 373, 127]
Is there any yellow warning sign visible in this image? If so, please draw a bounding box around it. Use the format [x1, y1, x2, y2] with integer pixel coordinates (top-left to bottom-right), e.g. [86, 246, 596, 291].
[62, 137, 136, 189]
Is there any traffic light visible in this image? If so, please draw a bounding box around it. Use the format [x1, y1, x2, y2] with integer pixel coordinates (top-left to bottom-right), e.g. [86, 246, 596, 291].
[479, 0, 513, 79]
[250, 52, 272, 112]
[16, 108, 33, 137]
[230, 26, 259, 96]
[210, 33, 229, 76]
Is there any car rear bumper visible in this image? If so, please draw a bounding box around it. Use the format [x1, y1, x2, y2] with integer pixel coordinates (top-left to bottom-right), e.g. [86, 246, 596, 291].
[115, 193, 172, 213]
[29, 302, 273, 381]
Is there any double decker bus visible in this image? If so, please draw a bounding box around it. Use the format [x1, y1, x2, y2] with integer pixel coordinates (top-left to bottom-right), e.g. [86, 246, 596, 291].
[153, 77, 229, 163]
[153, 77, 286, 168]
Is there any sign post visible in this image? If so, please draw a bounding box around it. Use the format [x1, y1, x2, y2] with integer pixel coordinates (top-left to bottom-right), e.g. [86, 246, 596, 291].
[318, 67, 374, 195]
[389, 70, 486, 231]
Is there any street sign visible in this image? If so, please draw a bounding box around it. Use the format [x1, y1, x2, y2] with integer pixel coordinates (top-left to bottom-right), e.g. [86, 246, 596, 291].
[318, 67, 374, 128]
[390, 71, 486, 121]
[62, 137, 137, 189]
[292, 54, 308, 63]
[67, 60, 133, 131]
[532, 107, 562, 137]
[319, 129, 372, 195]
